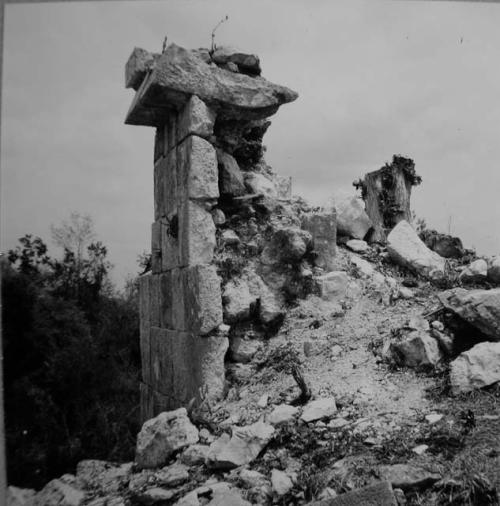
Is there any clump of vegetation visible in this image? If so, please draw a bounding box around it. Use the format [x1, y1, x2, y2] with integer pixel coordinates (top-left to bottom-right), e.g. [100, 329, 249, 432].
[3, 213, 140, 489]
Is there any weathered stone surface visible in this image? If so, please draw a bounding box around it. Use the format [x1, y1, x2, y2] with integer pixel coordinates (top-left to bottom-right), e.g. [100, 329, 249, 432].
[211, 208, 226, 226]
[76, 460, 132, 494]
[206, 485, 252, 506]
[261, 227, 312, 265]
[212, 46, 261, 75]
[276, 175, 292, 199]
[179, 201, 216, 266]
[437, 288, 500, 341]
[316, 272, 349, 301]
[268, 404, 299, 426]
[309, 481, 397, 506]
[387, 221, 446, 279]
[258, 281, 284, 327]
[180, 444, 210, 466]
[487, 256, 500, 284]
[155, 462, 190, 487]
[327, 195, 372, 240]
[126, 44, 297, 126]
[7, 486, 36, 506]
[223, 278, 256, 323]
[458, 259, 487, 283]
[390, 331, 442, 367]
[177, 136, 219, 201]
[217, 151, 246, 197]
[301, 212, 337, 271]
[271, 469, 293, 496]
[149, 274, 161, 327]
[138, 487, 176, 503]
[244, 172, 278, 199]
[229, 336, 261, 363]
[151, 221, 162, 274]
[183, 265, 223, 334]
[177, 95, 215, 140]
[221, 229, 240, 246]
[155, 150, 177, 221]
[301, 397, 337, 422]
[159, 271, 173, 329]
[450, 341, 500, 394]
[350, 256, 374, 278]
[207, 421, 275, 469]
[346, 239, 369, 253]
[378, 464, 441, 491]
[135, 408, 199, 469]
[125, 47, 158, 90]
[239, 469, 270, 489]
[34, 477, 85, 506]
[420, 229, 464, 258]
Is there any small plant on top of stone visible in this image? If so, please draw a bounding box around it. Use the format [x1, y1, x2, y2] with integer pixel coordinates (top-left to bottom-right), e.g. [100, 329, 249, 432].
[210, 15, 229, 53]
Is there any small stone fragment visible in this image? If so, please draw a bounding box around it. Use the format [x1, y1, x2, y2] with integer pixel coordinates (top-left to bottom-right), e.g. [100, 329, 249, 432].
[301, 397, 337, 423]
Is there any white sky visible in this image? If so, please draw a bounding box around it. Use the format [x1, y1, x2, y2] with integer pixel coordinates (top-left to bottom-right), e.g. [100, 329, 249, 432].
[2, 0, 500, 287]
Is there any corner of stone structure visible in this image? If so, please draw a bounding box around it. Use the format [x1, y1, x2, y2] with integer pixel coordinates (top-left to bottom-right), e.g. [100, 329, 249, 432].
[125, 42, 298, 421]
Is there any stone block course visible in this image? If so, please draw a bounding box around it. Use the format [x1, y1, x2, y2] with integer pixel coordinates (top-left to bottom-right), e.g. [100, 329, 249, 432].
[151, 221, 162, 273]
[177, 95, 215, 140]
[179, 200, 216, 266]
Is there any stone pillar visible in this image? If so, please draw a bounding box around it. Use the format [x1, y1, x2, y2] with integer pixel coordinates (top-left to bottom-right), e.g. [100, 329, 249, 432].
[124, 43, 298, 421]
[138, 96, 227, 421]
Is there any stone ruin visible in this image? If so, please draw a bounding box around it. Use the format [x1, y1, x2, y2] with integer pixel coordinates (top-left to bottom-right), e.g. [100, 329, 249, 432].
[124, 44, 336, 422]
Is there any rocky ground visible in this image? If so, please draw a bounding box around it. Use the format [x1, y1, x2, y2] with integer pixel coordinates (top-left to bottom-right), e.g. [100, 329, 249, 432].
[9, 237, 500, 506]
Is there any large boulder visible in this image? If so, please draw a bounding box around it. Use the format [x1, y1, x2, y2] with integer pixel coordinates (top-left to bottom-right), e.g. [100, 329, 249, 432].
[7, 487, 36, 506]
[450, 342, 500, 394]
[487, 256, 500, 284]
[387, 221, 446, 279]
[206, 421, 275, 469]
[126, 44, 298, 125]
[135, 408, 199, 469]
[437, 288, 500, 341]
[390, 330, 442, 368]
[419, 229, 464, 258]
[458, 259, 487, 283]
[315, 272, 349, 302]
[34, 477, 85, 506]
[76, 460, 132, 494]
[261, 227, 312, 265]
[223, 278, 257, 323]
[326, 195, 372, 240]
[244, 172, 278, 199]
[308, 481, 397, 506]
[301, 211, 337, 271]
[217, 151, 246, 197]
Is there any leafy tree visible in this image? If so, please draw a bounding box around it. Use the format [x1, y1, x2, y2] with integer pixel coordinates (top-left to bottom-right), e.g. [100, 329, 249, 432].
[3, 215, 140, 489]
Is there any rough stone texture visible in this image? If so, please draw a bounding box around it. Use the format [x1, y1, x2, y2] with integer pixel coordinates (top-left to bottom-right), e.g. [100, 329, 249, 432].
[212, 46, 261, 75]
[387, 220, 446, 279]
[229, 337, 261, 363]
[487, 256, 500, 284]
[267, 404, 299, 425]
[244, 172, 278, 198]
[177, 135, 219, 201]
[34, 477, 86, 506]
[177, 95, 215, 140]
[329, 195, 372, 240]
[301, 397, 337, 422]
[301, 211, 337, 270]
[179, 201, 216, 267]
[217, 150, 246, 197]
[450, 341, 500, 394]
[309, 481, 397, 506]
[135, 408, 199, 469]
[183, 265, 223, 335]
[206, 421, 275, 469]
[223, 278, 257, 323]
[316, 272, 349, 301]
[420, 229, 464, 259]
[125, 47, 158, 90]
[7, 487, 36, 506]
[458, 259, 487, 283]
[437, 288, 500, 341]
[271, 469, 293, 496]
[76, 460, 132, 494]
[126, 44, 297, 126]
[180, 444, 211, 466]
[378, 464, 441, 491]
[390, 331, 442, 367]
[346, 239, 369, 253]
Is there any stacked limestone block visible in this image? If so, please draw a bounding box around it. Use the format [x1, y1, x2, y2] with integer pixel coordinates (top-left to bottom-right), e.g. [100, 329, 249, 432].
[125, 43, 298, 422]
[138, 96, 227, 422]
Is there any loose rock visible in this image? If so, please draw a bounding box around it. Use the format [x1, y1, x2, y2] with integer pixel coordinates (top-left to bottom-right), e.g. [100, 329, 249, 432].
[301, 397, 337, 422]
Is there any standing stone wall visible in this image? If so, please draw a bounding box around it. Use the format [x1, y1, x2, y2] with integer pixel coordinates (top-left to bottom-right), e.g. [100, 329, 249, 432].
[138, 96, 227, 422]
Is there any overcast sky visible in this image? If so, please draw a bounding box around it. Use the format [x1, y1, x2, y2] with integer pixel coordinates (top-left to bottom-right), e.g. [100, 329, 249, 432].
[2, 0, 500, 287]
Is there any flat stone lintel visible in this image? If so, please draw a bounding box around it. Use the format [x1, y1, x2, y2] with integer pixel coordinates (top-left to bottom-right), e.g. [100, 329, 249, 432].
[125, 44, 298, 126]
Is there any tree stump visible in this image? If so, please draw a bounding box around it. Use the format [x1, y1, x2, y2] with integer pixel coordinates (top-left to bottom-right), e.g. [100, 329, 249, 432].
[353, 155, 422, 243]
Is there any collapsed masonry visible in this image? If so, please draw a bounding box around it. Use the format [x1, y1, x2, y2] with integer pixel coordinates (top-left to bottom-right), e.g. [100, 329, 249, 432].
[125, 44, 336, 422]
